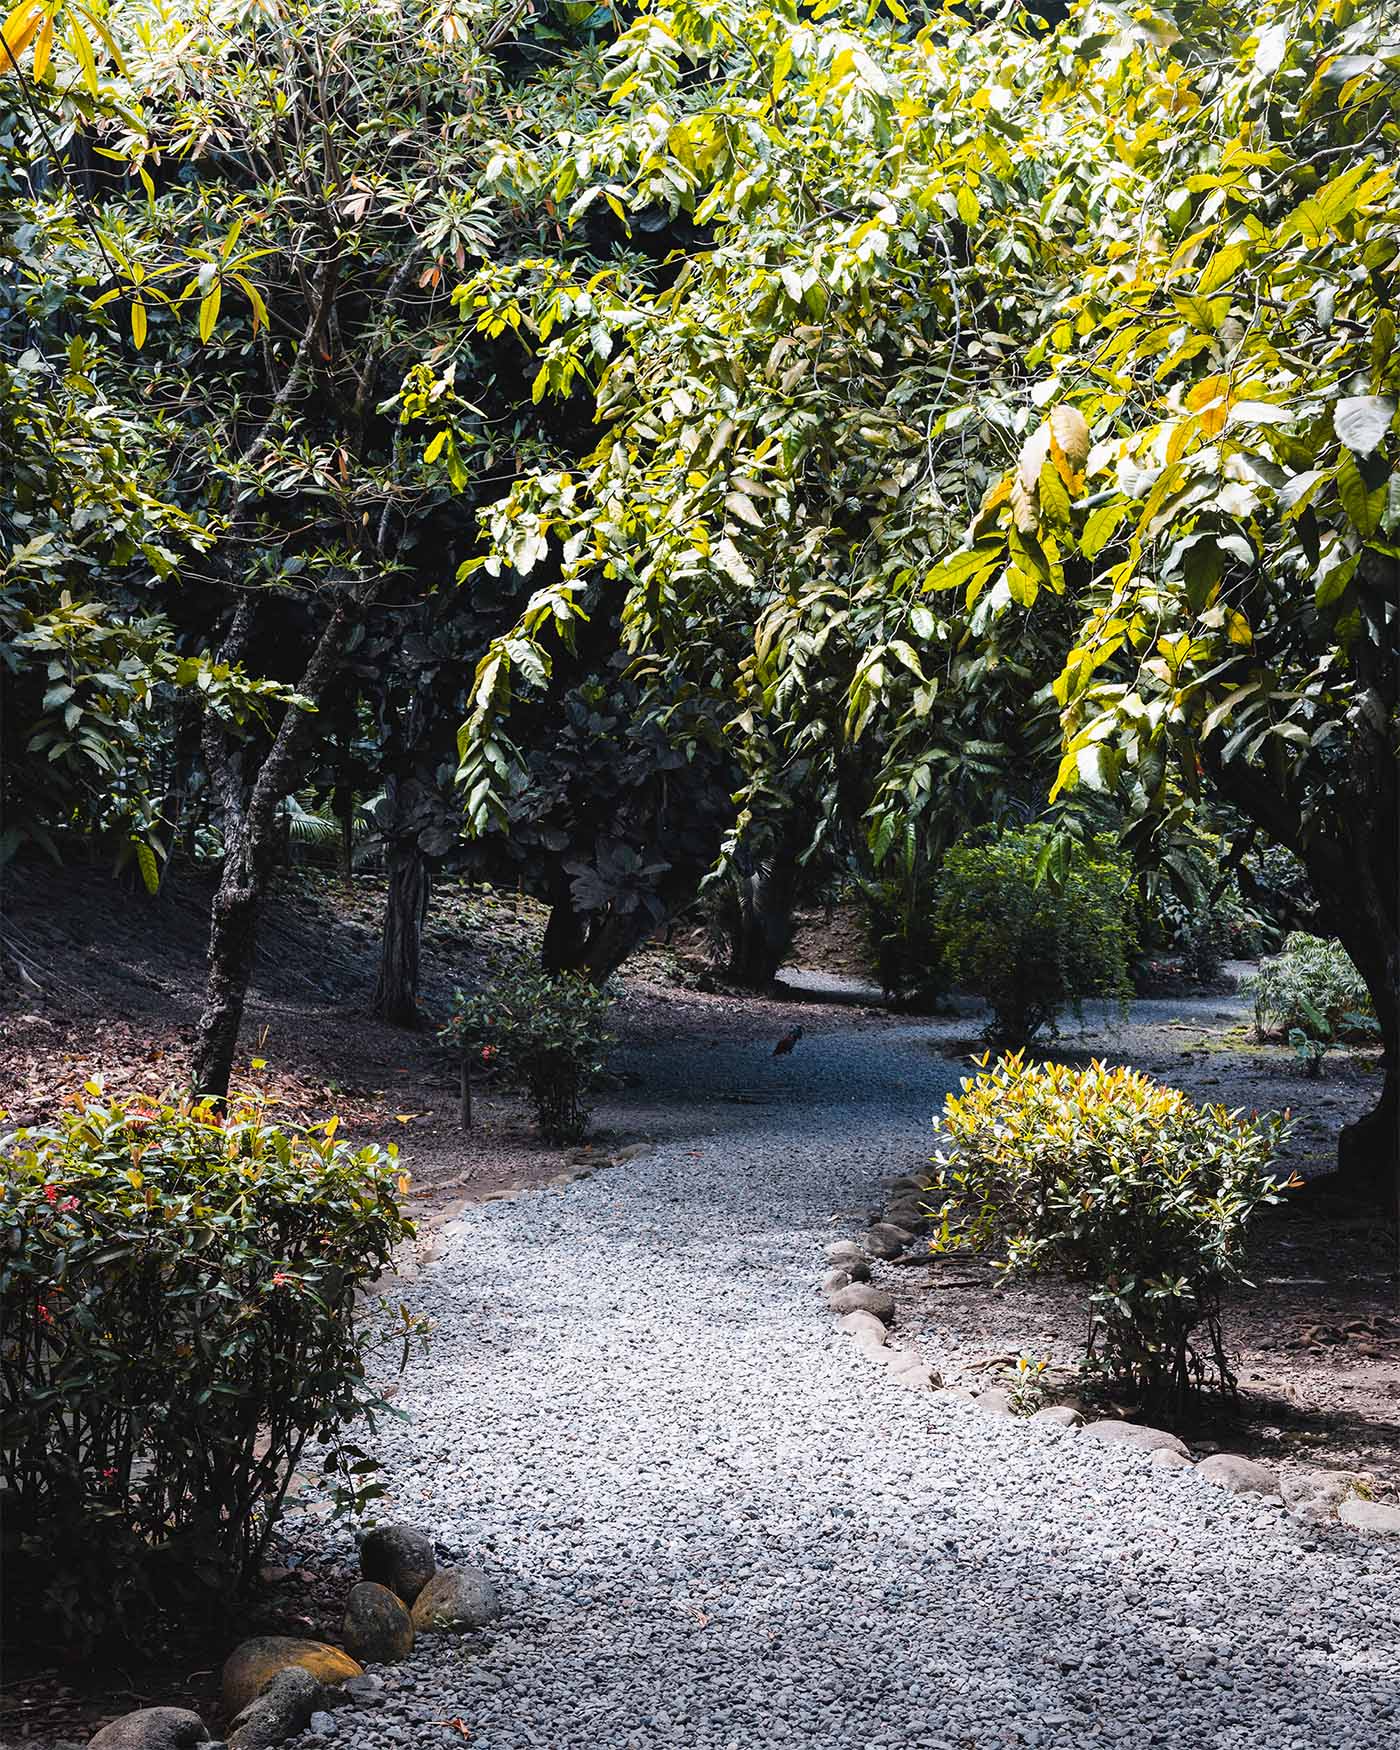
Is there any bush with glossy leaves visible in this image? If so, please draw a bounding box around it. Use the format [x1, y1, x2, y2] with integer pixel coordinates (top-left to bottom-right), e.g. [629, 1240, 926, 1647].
[0, 1087, 419, 1648]
[928, 1053, 1292, 1408]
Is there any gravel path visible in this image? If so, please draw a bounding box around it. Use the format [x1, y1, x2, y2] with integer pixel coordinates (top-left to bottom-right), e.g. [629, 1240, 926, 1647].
[290, 1018, 1400, 1750]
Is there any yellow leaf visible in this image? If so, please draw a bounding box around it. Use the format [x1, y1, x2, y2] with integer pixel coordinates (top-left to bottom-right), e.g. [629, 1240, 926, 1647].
[324, 1115, 340, 1140]
[198, 280, 221, 342]
[250, 1057, 267, 1070]
[1225, 610, 1252, 647]
[31, 12, 51, 77]
[0, 0, 43, 64]
[131, 299, 147, 349]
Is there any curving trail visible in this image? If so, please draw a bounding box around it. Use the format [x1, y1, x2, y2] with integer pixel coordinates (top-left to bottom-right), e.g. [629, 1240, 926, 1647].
[293, 1018, 1400, 1750]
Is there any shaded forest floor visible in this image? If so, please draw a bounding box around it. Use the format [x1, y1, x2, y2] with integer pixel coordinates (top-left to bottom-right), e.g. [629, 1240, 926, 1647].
[1, 861, 1396, 1746]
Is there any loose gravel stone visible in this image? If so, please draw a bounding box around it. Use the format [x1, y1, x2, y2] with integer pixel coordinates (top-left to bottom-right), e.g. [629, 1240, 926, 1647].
[275, 1022, 1400, 1750]
[1196, 1454, 1282, 1497]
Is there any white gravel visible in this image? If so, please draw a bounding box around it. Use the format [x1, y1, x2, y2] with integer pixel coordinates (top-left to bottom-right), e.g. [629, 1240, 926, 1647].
[284, 1022, 1400, 1750]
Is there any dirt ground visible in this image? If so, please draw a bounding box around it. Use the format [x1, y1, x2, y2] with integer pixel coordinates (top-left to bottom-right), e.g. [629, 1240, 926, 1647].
[1, 863, 1396, 1745]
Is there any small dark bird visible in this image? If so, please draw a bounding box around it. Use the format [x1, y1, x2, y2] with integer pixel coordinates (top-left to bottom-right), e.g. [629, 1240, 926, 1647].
[773, 1025, 804, 1057]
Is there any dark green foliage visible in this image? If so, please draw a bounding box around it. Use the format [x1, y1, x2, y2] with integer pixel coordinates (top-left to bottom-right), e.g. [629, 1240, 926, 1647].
[0, 1089, 419, 1648]
[933, 826, 1135, 1043]
[861, 871, 947, 1011]
[443, 967, 615, 1142]
[930, 1054, 1291, 1407]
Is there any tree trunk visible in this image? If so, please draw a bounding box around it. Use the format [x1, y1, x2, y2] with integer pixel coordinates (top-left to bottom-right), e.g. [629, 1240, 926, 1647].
[191, 594, 358, 1102]
[541, 892, 589, 974]
[1206, 706, 1397, 1208]
[724, 842, 801, 988]
[540, 895, 649, 984]
[372, 831, 428, 1027]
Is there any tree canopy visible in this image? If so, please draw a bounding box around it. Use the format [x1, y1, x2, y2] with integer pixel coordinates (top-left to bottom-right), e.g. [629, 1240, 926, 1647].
[3, 0, 1396, 1193]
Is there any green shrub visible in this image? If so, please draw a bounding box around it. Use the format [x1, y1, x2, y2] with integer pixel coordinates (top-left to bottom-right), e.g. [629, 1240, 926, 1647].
[928, 1054, 1291, 1407]
[932, 826, 1135, 1043]
[1245, 932, 1377, 1044]
[0, 1087, 419, 1648]
[442, 968, 615, 1142]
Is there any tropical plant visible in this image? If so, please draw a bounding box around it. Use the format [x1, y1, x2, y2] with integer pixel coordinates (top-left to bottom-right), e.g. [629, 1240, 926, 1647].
[928, 1053, 1293, 1406]
[1246, 932, 1377, 1044]
[0, 1085, 420, 1648]
[933, 825, 1135, 1043]
[441, 966, 616, 1141]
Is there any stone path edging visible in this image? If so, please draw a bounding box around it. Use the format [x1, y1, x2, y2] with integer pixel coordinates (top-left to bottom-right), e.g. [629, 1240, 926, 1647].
[823, 1177, 1400, 1539]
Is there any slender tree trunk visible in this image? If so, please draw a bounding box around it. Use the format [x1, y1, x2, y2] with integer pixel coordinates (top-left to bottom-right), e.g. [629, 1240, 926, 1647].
[191, 593, 358, 1101]
[372, 828, 428, 1027]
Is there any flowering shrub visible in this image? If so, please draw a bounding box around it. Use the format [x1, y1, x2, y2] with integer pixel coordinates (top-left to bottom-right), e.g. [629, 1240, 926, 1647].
[442, 968, 615, 1142]
[928, 1054, 1292, 1407]
[0, 1087, 419, 1647]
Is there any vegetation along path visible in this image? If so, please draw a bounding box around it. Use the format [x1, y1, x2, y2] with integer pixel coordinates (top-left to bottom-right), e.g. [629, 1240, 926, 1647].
[287, 1021, 1400, 1750]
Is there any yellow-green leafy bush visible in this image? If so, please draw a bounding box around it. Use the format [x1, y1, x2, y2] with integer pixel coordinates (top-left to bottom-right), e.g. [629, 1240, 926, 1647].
[929, 1054, 1292, 1407]
[0, 1087, 419, 1647]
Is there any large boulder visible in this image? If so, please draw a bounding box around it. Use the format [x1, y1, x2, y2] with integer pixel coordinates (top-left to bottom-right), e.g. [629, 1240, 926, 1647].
[824, 1240, 866, 1267]
[1337, 1498, 1400, 1535]
[835, 1309, 886, 1345]
[411, 1567, 502, 1634]
[1080, 1420, 1189, 1459]
[884, 1198, 930, 1232]
[88, 1709, 211, 1750]
[1281, 1467, 1368, 1526]
[862, 1223, 916, 1261]
[1030, 1405, 1084, 1431]
[343, 1581, 414, 1664]
[227, 1667, 323, 1750]
[1195, 1453, 1281, 1497]
[221, 1637, 362, 1719]
[359, 1522, 436, 1605]
[826, 1283, 896, 1323]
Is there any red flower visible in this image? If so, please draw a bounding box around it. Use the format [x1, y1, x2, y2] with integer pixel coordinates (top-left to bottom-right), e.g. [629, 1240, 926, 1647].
[481, 1045, 497, 1063]
[36, 1301, 54, 1326]
[42, 1183, 59, 1205]
[58, 1196, 78, 1214]
[102, 1467, 117, 1483]
[270, 1271, 289, 1289]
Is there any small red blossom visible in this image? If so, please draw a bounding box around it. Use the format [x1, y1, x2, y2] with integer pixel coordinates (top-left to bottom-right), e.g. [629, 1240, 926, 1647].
[43, 1183, 59, 1205]
[36, 1302, 54, 1326]
[270, 1271, 290, 1289]
[58, 1196, 78, 1214]
[480, 1045, 497, 1064]
[102, 1467, 117, 1483]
